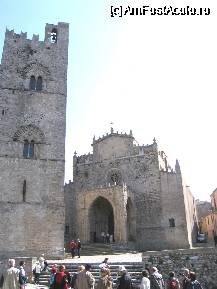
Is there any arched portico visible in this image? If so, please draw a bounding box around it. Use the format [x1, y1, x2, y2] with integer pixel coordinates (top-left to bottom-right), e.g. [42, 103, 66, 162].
[89, 196, 114, 242]
[76, 187, 129, 244]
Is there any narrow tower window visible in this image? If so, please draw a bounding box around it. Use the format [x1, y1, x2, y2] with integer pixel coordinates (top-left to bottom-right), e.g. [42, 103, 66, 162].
[65, 225, 69, 235]
[169, 218, 175, 227]
[36, 76, 42, 91]
[29, 76, 36, 90]
[23, 180, 26, 202]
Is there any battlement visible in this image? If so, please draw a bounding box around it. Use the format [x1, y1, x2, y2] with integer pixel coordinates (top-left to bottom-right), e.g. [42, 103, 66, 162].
[5, 29, 28, 39]
[4, 22, 69, 46]
[74, 152, 93, 165]
[92, 127, 134, 145]
[74, 142, 158, 166]
[5, 28, 42, 45]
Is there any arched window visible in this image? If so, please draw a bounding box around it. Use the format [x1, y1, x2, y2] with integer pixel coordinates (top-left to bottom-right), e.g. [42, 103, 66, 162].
[29, 75, 36, 90]
[50, 28, 57, 43]
[23, 140, 34, 158]
[36, 76, 42, 91]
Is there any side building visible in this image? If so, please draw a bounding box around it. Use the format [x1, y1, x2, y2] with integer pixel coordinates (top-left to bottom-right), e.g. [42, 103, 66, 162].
[65, 128, 198, 250]
[0, 23, 69, 257]
[200, 189, 217, 241]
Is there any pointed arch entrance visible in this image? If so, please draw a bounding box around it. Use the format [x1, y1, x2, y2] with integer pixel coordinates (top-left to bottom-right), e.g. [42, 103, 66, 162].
[89, 196, 114, 242]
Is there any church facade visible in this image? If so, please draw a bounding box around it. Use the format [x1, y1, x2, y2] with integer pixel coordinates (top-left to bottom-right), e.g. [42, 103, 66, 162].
[65, 129, 198, 250]
[0, 23, 68, 257]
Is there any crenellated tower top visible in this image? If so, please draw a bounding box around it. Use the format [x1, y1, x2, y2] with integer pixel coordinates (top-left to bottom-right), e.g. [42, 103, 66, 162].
[92, 128, 134, 146]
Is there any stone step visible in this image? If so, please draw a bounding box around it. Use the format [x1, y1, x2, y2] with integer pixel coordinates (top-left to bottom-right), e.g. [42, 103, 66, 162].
[38, 262, 143, 287]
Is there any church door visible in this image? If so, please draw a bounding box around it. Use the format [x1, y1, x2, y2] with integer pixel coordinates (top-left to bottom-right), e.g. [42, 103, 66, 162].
[89, 197, 114, 242]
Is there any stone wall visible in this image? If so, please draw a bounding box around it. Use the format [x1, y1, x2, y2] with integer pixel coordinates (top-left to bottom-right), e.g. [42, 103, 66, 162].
[160, 171, 190, 249]
[0, 22, 68, 258]
[143, 248, 217, 289]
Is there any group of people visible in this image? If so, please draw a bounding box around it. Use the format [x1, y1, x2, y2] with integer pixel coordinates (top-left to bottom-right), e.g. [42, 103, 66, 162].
[100, 232, 113, 244]
[1, 259, 27, 289]
[139, 267, 203, 289]
[70, 239, 81, 258]
[0, 256, 204, 289]
[48, 263, 94, 289]
[47, 259, 203, 289]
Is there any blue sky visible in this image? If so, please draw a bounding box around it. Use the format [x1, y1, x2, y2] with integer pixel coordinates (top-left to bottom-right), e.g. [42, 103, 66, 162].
[0, 0, 217, 201]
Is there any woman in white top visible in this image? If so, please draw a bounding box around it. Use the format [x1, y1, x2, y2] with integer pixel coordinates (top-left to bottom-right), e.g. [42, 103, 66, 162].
[140, 270, 150, 289]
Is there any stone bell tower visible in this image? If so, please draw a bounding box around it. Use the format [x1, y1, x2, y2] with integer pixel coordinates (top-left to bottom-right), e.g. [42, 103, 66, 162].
[0, 22, 69, 257]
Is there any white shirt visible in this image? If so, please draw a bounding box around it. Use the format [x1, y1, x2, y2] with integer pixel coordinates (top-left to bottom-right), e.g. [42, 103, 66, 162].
[35, 264, 41, 274]
[140, 277, 150, 289]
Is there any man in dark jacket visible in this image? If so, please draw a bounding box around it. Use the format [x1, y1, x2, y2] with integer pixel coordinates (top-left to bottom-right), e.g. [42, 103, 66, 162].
[150, 267, 165, 289]
[186, 272, 203, 289]
[77, 239, 81, 258]
[117, 266, 132, 289]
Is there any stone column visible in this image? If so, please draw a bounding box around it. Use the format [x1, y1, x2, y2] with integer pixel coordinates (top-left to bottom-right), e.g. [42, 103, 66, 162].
[113, 186, 128, 243]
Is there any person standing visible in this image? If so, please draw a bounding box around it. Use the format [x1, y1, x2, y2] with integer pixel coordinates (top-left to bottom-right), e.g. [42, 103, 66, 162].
[149, 267, 164, 289]
[117, 266, 132, 289]
[18, 261, 27, 289]
[64, 269, 71, 289]
[49, 264, 57, 289]
[2, 259, 19, 289]
[39, 254, 48, 272]
[140, 270, 150, 289]
[182, 269, 190, 289]
[33, 261, 41, 285]
[70, 240, 77, 258]
[186, 272, 203, 289]
[99, 258, 110, 271]
[77, 239, 81, 258]
[76, 264, 95, 289]
[96, 268, 112, 289]
[71, 265, 85, 289]
[106, 233, 110, 243]
[53, 265, 68, 289]
[167, 272, 180, 289]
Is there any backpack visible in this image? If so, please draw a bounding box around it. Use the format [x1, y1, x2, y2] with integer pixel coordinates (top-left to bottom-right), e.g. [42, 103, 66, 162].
[189, 281, 203, 289]
[169, 280, 177, 289]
